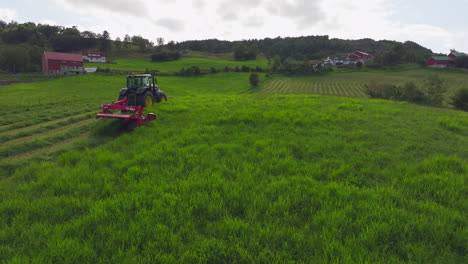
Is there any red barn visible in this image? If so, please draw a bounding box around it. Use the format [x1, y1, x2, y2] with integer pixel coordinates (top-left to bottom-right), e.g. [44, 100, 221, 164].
[349, 51, 373, 62]
[42, 51, 84, 75]
[448, 49, 468, 59]
[426, 56, 455, 68]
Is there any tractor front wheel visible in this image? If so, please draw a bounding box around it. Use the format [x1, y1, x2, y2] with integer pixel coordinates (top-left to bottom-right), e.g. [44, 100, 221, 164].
[137, 91, 153, 107]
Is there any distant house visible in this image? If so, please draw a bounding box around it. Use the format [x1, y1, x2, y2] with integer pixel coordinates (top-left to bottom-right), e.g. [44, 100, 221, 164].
[324, 56, 351, 66]
[349, 51, 373, 62]
[42, 51, 84, 75]
[448, 49, 468, 59]
[82, 51, 107, 63]
[426, 56, 455, 68]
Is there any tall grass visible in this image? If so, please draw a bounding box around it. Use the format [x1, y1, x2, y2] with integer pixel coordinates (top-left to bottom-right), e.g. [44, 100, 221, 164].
[1, 94, 466, 263]
[0, 73, 262, 175]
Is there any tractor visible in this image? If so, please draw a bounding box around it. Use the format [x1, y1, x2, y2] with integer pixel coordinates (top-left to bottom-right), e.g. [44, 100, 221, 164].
[118, 74, 167, 107]
[96, 74, 167, 128]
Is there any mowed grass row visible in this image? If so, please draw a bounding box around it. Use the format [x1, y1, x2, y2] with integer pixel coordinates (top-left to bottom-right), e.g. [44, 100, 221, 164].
[1, 94, 467, 263]
[0, 118, 96, 175]
[0, 74, 117, 175]
[259, 77, 366, 97]
[85, 58, 269, 72]
[260, 69, 468, 99]
[0, 111, 95, 143]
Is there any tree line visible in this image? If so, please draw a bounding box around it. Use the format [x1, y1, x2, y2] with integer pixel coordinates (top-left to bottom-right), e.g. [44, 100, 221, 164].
[169, 36, 433, 64]
[0, 21, 156, 73]
[0, 20, 461, 73]
[364, 75, 468, 111]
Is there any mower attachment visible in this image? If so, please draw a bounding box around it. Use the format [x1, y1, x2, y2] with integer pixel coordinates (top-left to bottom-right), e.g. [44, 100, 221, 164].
[96, 97, 156, 128]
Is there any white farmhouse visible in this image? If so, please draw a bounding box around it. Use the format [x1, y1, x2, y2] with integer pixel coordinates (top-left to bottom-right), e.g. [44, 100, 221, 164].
[82, 51, 107, 63]
[323, 56, 351, 66]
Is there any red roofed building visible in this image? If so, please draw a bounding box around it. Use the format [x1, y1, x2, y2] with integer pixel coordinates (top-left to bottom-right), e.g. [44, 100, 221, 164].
[42, 51, 84, 75]
[448, 49, 468, 59]
[427, 56, 455, 68]
[349, 51, 373, 62]
[82, 50, 107, 63]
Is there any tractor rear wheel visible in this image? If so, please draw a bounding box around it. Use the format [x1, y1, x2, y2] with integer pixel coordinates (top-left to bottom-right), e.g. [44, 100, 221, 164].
[137, 91, 153, 107]
[160, 92, 167, 102]
[156, 92, 167, 102]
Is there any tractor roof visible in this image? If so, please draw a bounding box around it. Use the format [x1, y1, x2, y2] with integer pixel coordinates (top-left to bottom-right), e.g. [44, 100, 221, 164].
[128, 74, 151, 77]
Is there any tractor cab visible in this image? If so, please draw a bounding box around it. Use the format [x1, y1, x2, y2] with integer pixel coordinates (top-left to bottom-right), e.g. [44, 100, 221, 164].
[126, 74, 156, 90]
[118, 74, 166, 107]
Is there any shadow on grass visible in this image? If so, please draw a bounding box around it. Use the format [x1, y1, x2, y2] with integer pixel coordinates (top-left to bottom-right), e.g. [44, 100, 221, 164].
[87, 119, 134, 146]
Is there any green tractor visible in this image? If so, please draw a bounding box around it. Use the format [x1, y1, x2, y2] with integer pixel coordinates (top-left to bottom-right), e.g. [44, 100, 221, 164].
[118, 74, 167, 107]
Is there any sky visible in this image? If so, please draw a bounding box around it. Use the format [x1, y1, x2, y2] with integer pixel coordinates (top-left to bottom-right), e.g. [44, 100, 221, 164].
[0, 0, 466, 53]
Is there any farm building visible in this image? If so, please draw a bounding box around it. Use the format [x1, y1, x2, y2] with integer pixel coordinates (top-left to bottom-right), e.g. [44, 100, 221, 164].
[42, 52, 84, 75]
[426, 56, 455, 68]
[448, 49, 468, 59]
[349, 51, 373, 62]
[323, 56, 351, 66]
[82, 50, 107, 63]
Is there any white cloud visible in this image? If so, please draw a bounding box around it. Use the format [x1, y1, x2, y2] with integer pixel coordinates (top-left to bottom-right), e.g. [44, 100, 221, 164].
[243, 16, 263, 28]
[193, 0, 205, 10]
[38, 19, 59, 26]
[266, 0, 326, 29]
[55, 0, 149, 17]
[154, 18, 184, 32]
[0, 8, 16, 22]
[43, 0, 464, 53]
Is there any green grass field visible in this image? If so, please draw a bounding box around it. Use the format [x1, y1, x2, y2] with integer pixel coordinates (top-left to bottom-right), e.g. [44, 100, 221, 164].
[0, 68, 467, 263]
[0, 72, 260, 175]
[260, 69, 468, 101]
[85, 58, 269, 72]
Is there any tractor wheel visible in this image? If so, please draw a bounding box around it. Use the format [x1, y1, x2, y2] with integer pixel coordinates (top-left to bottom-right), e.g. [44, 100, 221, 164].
[137, 91, 153, 107]
[157, 92, 167, 103]
[118, 94, 125, 100]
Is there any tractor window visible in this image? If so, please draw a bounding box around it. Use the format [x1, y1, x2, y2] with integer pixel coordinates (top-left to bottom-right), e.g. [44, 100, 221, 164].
[127, 77, 141, 88]
[134, 78, 141, 87]
[127, 76, 151, 88]
[142, 77, 150, 87]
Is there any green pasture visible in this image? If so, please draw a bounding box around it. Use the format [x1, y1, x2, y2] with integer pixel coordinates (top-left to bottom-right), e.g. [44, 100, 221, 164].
[0, 74, 60, 81]
[0, 67, 467, 263]
[2, 93, 468, 263]
[85, 58, 269, 72]
[261, 69, 468, 101]
[0, 72, 260, 175]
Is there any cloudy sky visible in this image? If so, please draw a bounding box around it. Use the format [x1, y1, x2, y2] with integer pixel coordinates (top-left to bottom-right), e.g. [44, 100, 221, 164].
[0, 0, 466, 53]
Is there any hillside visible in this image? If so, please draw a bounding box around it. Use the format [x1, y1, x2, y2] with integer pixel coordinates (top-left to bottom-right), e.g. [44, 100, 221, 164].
[0, 21, 434, 74]
[174, 37, 432, 61]
[1, 67, 467, 262]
